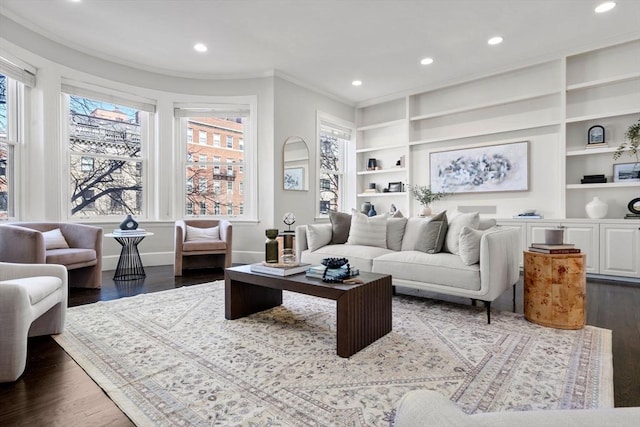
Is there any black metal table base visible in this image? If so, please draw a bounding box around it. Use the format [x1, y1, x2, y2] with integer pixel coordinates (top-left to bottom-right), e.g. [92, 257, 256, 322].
[112, 235, 147, 280]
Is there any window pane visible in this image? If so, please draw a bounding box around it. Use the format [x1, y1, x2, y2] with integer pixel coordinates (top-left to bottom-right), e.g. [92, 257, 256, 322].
[184, 115, 245, 217]
[68, 95, 144, 217]
[319, 133, 346, 213]
[0, 75, 6, 138]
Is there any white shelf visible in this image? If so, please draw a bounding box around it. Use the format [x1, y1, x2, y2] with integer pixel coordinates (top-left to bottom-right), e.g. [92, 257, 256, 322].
[357, 168, 406, 176]
[409, 121, 561, 146]
[409, 90, 560, 121]
[566, 182, 640, 190]
[356, 143, 406, 153]
[566, 72, 640, 91]
[566, 146, 620, 156]
[357, 192, 407, 198]
[565, 108, 640, 124]
[356, 119, 406, 132]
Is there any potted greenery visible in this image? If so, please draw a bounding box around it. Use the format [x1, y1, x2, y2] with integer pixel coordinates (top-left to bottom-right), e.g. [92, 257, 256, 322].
[409, 185, 450, 216]
[613, 118, 640, 162]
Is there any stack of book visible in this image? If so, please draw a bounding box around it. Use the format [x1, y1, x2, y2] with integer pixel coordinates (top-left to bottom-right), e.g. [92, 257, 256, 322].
[513, 213, 543, 219]
[528, 243, 581, 254]
[624, 213, 640, 220]
[581, 174, 607, 184]
[112, 228, 146, 236]
[249, 262, 311, 276]
[306, 264, 359, 280]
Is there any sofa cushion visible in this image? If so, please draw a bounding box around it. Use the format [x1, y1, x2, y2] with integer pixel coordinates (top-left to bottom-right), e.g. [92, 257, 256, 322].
[386, 217, 408, 251]
[444, 211, 480, 254]
[478, 218, 497, 230]
[372, 250, 481, 291]
[347, 212, 387, 248]
[185, 225, 220, 241]
[458, 226, 486, 265]
[301, 244, 394, 272]
[183, 239, 227, 252]
[306, 223, 333, 251]
[42, 228, 69, 250]
[329, 211, 351, 244]
[400, 217, 430, 251]
[46, 248, 97, 266]
[415, 211, 448, 254]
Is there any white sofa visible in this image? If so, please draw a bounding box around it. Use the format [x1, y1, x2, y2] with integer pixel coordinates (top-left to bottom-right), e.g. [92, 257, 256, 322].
[0, 262, 68, 382]
[394, 390, 640, 427]
[295, 212, 521, 323]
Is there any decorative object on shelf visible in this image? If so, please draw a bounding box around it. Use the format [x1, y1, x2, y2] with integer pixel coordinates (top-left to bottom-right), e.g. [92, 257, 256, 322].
[119, 214, 139, 230]
[585, 196, 608, 219]
[265, 229, 279, 263]
[282, 212, 296, 232]
[360, 202, 372, 215]
[367, 158, 377, 170]
[409, 184, 450, 217]
[430, 141, 529, 193]
[613, 162, 640, 182]
[625, 197, 640, 219]
[613, 117, 639, 161]
[387, 181, 403, 192]
[320, 257, 352, 282]
[390, 203, 397, 213]
[581, 174, 607, 184]
[367, 205, 377, 217]
[544, 229, 564, 245]
[395, 155, 405, 167]
[587, 125, 605, 146]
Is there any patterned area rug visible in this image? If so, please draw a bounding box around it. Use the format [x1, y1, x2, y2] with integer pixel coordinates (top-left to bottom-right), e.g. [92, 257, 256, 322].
[54, 281, 613, 426]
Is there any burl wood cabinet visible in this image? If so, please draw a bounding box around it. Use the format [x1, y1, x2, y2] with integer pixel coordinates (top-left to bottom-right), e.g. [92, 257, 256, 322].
[523, 251, 586, 329]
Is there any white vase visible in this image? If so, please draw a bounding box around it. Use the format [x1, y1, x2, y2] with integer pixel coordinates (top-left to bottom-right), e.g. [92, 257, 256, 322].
[421, 206, 432, 217]
[585, 196, 608, 219]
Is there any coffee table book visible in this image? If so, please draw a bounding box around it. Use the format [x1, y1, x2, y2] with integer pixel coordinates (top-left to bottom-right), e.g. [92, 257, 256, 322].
[249, 262, 311, 276]
[528, 247, 581, 254]
[531, 243, 575, 250]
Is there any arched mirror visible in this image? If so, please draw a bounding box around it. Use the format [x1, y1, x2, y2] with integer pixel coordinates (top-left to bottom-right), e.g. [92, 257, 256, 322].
[283, 136, 309, 191]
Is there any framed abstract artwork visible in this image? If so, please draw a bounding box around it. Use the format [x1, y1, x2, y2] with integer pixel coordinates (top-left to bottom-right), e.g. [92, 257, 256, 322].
[430, 141, 529, 194]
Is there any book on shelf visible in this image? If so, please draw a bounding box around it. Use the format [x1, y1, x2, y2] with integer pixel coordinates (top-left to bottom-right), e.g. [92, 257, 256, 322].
[249, 262, 312, 276]
[530, 243, 575, 250]
[528, 247, 581, 254]
[624, 214, 640, 219]
[513, 214, 543, 219]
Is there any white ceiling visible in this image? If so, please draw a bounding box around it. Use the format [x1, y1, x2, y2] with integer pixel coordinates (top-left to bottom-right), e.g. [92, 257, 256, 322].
[1, 0, 639, 105]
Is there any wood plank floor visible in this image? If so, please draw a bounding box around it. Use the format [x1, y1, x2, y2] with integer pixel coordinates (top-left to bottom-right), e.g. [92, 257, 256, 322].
[0, 266, 638, 426]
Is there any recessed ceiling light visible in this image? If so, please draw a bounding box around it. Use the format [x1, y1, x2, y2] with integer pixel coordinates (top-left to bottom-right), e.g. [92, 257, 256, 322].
[420, 57, 434, 65]
[352, 80, 362, 87]
[595, 2, 616, 13]
[193, 43, 208, 53]
[488, 36, 504, 46]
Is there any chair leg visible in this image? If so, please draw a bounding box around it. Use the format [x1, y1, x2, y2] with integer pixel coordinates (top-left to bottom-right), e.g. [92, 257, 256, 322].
[486, 301, 491, 324]
[470, 298, 477, 306]
[513, 283, 516, 312]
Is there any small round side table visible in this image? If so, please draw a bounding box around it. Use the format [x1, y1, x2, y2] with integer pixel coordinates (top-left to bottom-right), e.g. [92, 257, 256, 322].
[105, 232, 154, 281]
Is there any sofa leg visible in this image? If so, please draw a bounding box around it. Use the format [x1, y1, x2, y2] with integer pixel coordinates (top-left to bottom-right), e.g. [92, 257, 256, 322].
[485, 301, 491, 324]
[513, 283, 516, 312]
[470, 298, 477, 306]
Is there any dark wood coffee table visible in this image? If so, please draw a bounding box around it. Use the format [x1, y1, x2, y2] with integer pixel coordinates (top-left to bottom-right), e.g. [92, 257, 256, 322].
[224, 264, 392, 358]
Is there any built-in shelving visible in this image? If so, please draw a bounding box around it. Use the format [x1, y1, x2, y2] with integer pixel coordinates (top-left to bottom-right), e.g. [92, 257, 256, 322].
[356, 191, 407, 198]
[566, 108, 640, 124]
[566, 182, 640, 190]
[356, 143, 406, 153]
[357, 168, 406, 176]
[566, 72, 640, 91]
[356, 119, 405, 132]
[408, 122, 561, 146]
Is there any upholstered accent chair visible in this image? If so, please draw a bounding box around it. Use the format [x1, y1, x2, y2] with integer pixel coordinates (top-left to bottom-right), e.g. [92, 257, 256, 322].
[0, 262, 68, 382]
[0, 222, 103, 288]
[174, 219, 232, 276]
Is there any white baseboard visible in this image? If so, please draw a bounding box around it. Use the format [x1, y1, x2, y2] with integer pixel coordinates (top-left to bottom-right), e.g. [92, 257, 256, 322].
[101, 250, 264, 271]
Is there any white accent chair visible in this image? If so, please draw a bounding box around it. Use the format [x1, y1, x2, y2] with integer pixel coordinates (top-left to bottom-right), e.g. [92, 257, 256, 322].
[0, 262, 68, 382]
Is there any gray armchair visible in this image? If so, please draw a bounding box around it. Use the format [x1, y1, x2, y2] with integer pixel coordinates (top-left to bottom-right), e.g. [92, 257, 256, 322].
[0, 222, 103, 288]
[174, 219, 232, 276]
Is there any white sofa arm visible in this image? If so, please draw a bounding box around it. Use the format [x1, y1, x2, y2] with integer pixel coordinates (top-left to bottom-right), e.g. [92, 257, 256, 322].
[295, 225, 309, 262]
[479, 227, 521, 301]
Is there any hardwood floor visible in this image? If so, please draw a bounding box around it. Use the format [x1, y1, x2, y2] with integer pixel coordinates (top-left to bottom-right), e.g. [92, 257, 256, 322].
[0, 266, 638, 426]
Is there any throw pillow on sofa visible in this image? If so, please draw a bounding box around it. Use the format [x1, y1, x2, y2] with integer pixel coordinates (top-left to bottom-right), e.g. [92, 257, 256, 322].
[42, 228, 70, 250]
[329, 211, 351, 244]
[306, 223, 333, 251]
[386, 217, 408, 251]
[458, 225, 490, 265]
[415, 211, 448, 254]
[346, 211, 387, 248]
[443, 211, 480, 254]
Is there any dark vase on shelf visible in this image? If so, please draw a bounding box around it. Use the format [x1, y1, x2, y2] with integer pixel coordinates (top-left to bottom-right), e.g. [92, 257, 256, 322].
[265, 228, 279, 263]
[119, 214, 139, 230]
[367, 205, 377, 217]
[361, 202, 372, 215]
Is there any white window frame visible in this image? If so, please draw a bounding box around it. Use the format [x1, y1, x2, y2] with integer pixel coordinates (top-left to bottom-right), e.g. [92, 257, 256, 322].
[175, 96, 257, 220]
[226, 135, 233, 148]
[61, 84, 154, 221]
[199, 130, 207, 144]
[316, 111, 356, 218]
[213, 133, 221, 147]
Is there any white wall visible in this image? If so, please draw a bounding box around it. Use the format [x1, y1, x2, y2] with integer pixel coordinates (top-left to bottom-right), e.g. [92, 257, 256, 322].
[0, 17, 353, 269]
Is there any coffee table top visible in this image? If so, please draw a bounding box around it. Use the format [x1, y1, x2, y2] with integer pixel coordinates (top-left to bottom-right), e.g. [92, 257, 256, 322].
[225, 264, 391, 297]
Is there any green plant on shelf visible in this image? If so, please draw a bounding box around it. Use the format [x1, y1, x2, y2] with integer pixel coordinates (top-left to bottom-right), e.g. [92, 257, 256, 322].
[613, 118, 640, 162]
